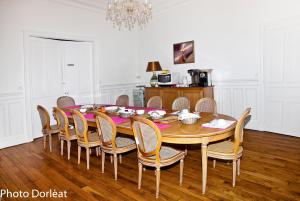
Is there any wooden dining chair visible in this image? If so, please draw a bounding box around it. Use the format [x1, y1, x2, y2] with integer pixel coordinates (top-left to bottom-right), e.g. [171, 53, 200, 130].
[132, 116, 185, 198]
[94, 112, 136, 180]
[72, 110, 101, 170]
[172, 97, 190, 111]
[195, 97, 217, 113]
[53, 107, 77, 160]
[146, 96, 162, 109]
[116, 95, 129, 106]
[207, 108, 251, 187]
[37, 105, 59, 152]
[57, 96, 76, 108]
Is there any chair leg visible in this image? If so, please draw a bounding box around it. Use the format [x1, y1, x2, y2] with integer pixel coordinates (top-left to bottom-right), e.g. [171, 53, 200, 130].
[60, 140, 64, 156]
[232, 160, 237, 187]
[185, 145, 188, 156]
[43, 135, 46, 149]
[110, 155, 113, 163]
[213, 159, 216, 168]
[156, 167, 161, 198]
[138, 162, 143, 189]
[86, 147, 90, 170]
[119, 154, 122, 164]
[96, 147, 99, 156]
[237, 159, 241, 176]
[101, 150, 105, 173]
[114, 153, 118, 180]
[67, 141, 71, 160]
[49, 134, 52, 152]
[180, 159, 184, 186]
[78, 146, 81, 164]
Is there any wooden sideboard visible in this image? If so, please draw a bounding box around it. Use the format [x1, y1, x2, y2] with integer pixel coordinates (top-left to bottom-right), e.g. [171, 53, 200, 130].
[144, 87, 214, 111]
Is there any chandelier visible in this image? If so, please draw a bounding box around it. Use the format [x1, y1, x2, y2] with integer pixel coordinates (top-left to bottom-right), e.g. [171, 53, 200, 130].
[106, 0, 152, 31]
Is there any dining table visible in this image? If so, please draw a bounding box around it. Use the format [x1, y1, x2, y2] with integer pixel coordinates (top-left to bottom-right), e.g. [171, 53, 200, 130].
[65, 105, 237, 194]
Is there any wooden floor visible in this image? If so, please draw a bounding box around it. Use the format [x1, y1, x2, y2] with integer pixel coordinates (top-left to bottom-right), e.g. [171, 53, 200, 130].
[0, 130, 299, 201]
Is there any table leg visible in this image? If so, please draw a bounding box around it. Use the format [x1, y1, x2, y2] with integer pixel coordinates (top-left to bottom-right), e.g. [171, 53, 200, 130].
[201, 141, 208, 194]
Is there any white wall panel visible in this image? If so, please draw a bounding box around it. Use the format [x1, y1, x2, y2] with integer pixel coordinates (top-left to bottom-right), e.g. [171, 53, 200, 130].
[0, 94, 29, 149]
[214, 82, 261, 130]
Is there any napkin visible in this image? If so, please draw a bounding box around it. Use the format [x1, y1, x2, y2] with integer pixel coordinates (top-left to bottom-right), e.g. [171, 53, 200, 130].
[202, 119, 235, 129]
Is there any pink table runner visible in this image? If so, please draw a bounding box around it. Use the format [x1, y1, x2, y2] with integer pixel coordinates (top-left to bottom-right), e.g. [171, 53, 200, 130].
[64, 105, 169, 129]
[155, 123, 170, 130]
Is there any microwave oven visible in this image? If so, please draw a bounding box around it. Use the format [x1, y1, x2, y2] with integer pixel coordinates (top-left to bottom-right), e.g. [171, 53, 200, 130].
[157, 72, 180, 85]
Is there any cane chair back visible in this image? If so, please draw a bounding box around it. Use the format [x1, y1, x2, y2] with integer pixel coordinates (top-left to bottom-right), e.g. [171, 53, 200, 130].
[53, 107, 72, 139]
[57, 96, 75, 108]
[147, 96, 162, 109]
[95, 112, 117, 149]
[195, 98, 217, 113]
[233, 108, 251, 155]
[172, 97, 190, 111]
[37, 105, 51, 133]
[116, 95, 129, 106]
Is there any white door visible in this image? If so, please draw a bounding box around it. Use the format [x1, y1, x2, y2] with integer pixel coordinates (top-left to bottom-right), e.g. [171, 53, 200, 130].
[62, 41, 93, 103]
[263, 18, 300, 137]
[28, 37, 93, 138]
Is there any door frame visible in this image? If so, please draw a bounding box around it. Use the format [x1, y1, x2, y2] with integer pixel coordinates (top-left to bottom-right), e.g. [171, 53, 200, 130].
[23, 30, 98, 140]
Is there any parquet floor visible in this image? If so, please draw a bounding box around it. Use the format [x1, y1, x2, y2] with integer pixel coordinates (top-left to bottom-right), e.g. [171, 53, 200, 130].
[0, 130, 299, 200]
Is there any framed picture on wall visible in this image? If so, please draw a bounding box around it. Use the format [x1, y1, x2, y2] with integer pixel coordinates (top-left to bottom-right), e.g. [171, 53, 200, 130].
[173, 40, 195, 64]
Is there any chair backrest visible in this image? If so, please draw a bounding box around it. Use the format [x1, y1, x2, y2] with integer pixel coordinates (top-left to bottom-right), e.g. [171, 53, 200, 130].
[172, 97, 190, 111]
[233, 108, 251, 155]
[132, 116, 162, 163]
[147, 96, 162, 109]
[195, 98, 217, 113]
[116, 95, 129, 106]
[94, 112, 117, 149]
[57, 96, 75, 108]
[37, 105, 50, 132]
[71, 110, 89, 143]
[53, 107, 71, 139]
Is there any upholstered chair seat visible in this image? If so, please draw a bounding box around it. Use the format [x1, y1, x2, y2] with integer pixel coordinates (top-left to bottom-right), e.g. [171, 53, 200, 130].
[77, 131, 101, 147]
[95, 112, 136, 180]
[208, 141, 243, 159]
[59, 129, 77, 141]
[141, 146, 186, 167]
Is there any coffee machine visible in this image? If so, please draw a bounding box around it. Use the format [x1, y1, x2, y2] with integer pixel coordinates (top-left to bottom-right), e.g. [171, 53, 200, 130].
[188, 69, 212, 87]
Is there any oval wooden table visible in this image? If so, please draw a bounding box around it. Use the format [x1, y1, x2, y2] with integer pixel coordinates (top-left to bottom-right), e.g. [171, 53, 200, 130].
[112, 112, 236, 194]
[69, 111, 236, 194]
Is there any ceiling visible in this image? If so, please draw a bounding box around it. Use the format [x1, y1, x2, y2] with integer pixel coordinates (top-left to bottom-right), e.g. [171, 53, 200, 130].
[55, 0, 191, 13]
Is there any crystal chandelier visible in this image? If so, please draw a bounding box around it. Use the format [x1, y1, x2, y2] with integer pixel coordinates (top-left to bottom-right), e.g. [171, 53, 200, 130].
[106, 0, 152, 31]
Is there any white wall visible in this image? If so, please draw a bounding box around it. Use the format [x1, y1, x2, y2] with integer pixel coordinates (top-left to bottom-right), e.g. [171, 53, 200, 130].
[137, 0, 300, 134]
[0, 0, 139, 148]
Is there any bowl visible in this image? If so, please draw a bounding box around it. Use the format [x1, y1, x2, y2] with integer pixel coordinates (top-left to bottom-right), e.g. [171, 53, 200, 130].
[136, 109, 145, 115]
[148, 110, 166, 120]
[105, 106, 118, 113]
[119, 111, 133, 118]
[181, 118, 198, 125]
[79, 108, 87, 113]
[178, 112, 200, 125]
